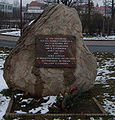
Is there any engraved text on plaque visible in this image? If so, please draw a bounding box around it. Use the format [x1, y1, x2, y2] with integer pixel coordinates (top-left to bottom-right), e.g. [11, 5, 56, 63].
[35, 35, 76, 67]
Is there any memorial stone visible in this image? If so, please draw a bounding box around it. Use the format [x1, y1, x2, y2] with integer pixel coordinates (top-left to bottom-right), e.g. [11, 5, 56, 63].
[4, 4, 97, 97]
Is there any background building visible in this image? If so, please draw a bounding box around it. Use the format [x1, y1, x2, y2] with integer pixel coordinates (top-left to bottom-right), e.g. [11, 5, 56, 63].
[13, 0, 19, 7]
[24, 1, 46, 22]
[0, 2, 13, 28]
[94, 6, 112, 17]
[0, 2, 13, 13]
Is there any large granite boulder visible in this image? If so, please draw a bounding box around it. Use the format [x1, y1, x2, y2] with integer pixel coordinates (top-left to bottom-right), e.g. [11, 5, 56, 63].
[3, 4, 97, 97]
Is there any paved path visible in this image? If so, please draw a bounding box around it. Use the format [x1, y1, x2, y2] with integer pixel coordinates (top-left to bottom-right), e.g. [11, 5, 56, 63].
[84, 40, 115, 52]
[84, 40, 115, 46]
[0, 34, 18, 48]
[0, 34, 19, 41]
[0, 34, 115, 52]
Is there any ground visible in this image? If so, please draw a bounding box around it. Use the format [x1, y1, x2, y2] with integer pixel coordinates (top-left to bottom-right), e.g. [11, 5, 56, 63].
[0, 47, 115, 120]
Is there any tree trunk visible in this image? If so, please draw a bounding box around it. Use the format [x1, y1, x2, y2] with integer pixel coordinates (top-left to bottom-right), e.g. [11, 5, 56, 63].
[88, 0, 91, 34]
[111, 0, 114, 18]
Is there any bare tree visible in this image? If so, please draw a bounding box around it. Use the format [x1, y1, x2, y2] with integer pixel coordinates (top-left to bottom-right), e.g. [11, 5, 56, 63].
[103, 0, 115, 34]
[1, 0, 7, 3]
[103, 0, 115, 18]
[44, 0, 80, 7]
[111, 0, 114, 18]
[111, 0, 115, 34]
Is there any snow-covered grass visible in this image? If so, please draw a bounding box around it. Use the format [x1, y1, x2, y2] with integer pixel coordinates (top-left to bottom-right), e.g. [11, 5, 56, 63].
[0, 50, 10, 120]
[83, 35, 115, 40]
[28, 96, 57, 114]
[0, 95, 10, 120]
[0, 27, 20, 37]
[103, 99, 115, 116]
[94, 52, 115, 116]
[13, 94, 57, 115]
[19, 98, 33, 104]
[0, 52, 8, 91]
[95, 53, 115, 84]
[0, 28, 19, 32]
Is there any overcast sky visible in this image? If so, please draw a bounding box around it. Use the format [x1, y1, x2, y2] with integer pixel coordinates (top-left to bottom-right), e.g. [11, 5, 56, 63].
[0, 0, 104, 6]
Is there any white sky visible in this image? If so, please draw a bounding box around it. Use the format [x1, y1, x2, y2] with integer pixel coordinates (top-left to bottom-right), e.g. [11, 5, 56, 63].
[0, 0, 104, 6]
[93, 0, 103, 6]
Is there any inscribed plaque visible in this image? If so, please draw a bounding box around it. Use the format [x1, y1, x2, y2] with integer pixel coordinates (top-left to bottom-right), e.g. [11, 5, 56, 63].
[35, 35, 76, 67]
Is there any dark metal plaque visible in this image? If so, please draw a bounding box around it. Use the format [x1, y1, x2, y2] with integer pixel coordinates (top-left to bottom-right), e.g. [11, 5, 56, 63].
[35, 35, 76, 68]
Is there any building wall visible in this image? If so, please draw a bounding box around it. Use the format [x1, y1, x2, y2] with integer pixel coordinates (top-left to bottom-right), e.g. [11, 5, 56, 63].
[94, 6, 112, 17]
[28, 6, 41, 10]
[0, 2, 13, 13]
[24, 1, 46, 22]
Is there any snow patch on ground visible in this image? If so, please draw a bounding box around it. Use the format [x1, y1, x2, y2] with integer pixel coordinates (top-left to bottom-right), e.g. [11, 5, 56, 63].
[95, 56, 115, 84]
[29, 96, 57, 114]
[95, 53, 115, 116]
[28, 20, 35, 25]
[84, 35, 115, 40]
[14, 110, 27, 114]
[14, 96, 57, 114]
[20, 98, 33, 104]
[0, 71, 8, 91]
[1, 30, 20, 37]
[0, 94, 10, 119]
[0, 53, 8, 91]
[0, 28, 19, 32]
[103, 99, 115, 116]
[0, 51, 10, 120]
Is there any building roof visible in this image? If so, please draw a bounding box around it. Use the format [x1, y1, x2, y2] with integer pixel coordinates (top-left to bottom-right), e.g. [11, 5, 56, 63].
[95, 6, 111, 11]
[28, 1, 45, 7]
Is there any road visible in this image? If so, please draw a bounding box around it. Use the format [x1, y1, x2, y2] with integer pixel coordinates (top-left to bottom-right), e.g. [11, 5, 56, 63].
[84, 40, 115, 52]
[0, 34, 18, 48]
[0, 34, 115, 52]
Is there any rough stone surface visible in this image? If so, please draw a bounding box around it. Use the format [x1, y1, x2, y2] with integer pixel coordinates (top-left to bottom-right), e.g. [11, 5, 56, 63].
[3, 5, 97, 97]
